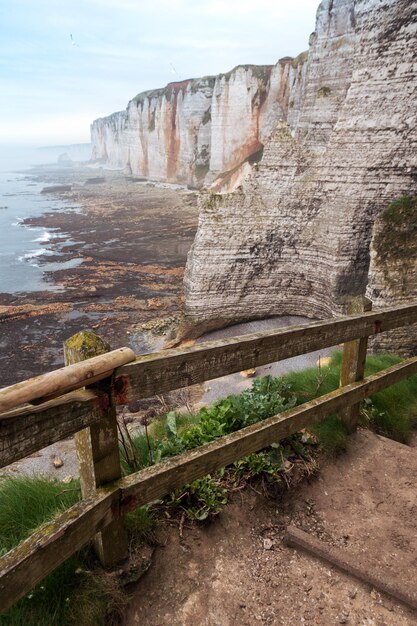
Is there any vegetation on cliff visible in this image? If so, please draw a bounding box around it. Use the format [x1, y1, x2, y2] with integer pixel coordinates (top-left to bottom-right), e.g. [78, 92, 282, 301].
[373, 196, 417, 263]
[291, 50, 308, 68]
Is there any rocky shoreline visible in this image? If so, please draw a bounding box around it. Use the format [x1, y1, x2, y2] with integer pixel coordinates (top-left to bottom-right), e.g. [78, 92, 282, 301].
[0, 163, 198, 387]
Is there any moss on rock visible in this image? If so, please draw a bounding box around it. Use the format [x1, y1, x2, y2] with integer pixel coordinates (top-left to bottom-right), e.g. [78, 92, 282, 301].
[374, 196, 417, 263]
[291, 51, 308, 69]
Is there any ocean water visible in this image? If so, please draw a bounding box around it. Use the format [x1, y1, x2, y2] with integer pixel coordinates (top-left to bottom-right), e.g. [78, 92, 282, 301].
[0, 146, 81, 294]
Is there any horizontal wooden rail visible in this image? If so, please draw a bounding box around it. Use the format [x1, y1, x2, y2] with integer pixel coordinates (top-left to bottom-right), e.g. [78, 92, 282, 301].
[1, 355, 416, 614]
[0, 347, 135, 414]
[118, 356, 417, 505]
[2, 303, 417, 468]
[0, 304, 416, 416]
[113, 303, 417, 404]
[0, 489, 119, 613]
[0, 390, 106, 469]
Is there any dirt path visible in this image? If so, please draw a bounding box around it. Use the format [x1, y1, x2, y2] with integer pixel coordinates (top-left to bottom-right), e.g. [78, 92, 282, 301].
[125, 430, 417, 625]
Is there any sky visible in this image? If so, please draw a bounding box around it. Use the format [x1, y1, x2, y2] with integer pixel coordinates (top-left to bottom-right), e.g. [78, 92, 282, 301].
[0, 0, 319, 147]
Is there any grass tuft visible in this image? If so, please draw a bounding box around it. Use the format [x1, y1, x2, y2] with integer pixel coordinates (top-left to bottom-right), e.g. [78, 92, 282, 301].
[0, 476, 150, 625]
[0, 476, 110, 625]
[0, 476, 80, 553]
[281, 351, 417, 444]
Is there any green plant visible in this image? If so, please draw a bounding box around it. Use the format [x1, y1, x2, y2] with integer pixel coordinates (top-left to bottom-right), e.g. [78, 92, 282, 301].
[372, 197, 417, 283]
[124, 350, 417, 524]
[148, 109, 156, 132]
[0, 477, 117, 626]
[166, 476, 228, 521]
[0, 475, 155, 625]
[202, 108, 211, 125]
[234, 447, 285, 479]
[291, 51, 308, 68]
[125, 505, 156, 542]
[317, 85, 331, 97]
[282, 351, 417, 444]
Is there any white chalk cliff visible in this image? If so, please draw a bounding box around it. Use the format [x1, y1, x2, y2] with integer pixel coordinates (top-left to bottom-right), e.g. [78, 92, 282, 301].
[91, 62, 298, 189]
[183, 0, 417, 349]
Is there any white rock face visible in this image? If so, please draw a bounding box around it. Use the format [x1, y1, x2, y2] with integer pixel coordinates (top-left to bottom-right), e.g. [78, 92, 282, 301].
[366, 197, 417, 355]
[91, 63, 294, 188]
[183, 0, 417, 338]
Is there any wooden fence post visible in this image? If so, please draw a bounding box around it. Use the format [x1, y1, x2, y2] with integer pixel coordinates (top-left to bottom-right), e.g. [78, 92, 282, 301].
[339, 296, 372, 433]
[64, 330, 128, 567]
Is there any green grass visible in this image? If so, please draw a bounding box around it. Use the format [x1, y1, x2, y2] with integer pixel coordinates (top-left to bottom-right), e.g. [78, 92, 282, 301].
[361, 353, 417, 442]
[122, 352, 417, 481]
[0, 476, 153, 625]
[281, 351, 417, 446]
[0, 477, 110, 626]
[0, 476, 80, 553]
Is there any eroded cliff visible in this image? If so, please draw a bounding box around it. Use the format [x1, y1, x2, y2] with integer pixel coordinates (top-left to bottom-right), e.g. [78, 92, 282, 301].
[183, 0, 417, 344]
[91, 62, 296, 188]
[367, 197, 417, 356]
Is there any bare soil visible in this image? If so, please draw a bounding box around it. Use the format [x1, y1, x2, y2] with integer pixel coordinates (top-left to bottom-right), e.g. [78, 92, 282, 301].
[125, 430, 417, 625]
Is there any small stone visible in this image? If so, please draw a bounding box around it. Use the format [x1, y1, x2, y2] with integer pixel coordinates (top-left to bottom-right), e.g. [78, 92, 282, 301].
[348, 588, 357, 599]
[263, 538, 274, 550]
[62, 475, 73, 484]
[53, 457, 64, 468]
[370, 589, 378, 600]
[240, 368, 256, 378]
[337, 612, 349, 624]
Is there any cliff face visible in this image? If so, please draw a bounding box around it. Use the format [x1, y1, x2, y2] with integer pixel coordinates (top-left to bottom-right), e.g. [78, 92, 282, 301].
[183, 0, 417, 338]
[367, 197, 417, 356]
[91, 63, 296, 188]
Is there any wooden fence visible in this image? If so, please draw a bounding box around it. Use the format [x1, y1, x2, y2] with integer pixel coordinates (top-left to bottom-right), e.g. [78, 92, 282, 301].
[1, 298, 417, 613]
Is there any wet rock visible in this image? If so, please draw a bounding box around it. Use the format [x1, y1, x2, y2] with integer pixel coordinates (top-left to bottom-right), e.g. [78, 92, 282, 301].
[41, 185, 72, 194]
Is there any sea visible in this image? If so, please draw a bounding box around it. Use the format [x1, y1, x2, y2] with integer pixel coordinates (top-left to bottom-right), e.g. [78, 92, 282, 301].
[0, 145, 88, 294]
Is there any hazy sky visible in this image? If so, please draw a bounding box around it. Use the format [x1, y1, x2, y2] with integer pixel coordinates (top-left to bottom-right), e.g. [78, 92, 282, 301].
[0, 0, 319, 147]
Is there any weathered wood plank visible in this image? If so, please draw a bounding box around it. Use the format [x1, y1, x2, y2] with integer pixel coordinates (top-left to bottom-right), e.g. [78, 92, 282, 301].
[119, 356, 417, 505]
[0, 346, 135, 413]
[113, 303, 417, 404]
[285, 525, 417, 611]
[0, 488, 119, 615]
[0, 389, 104, 469]
[340, 297, 372, 432]
[64, 330, 128, 567]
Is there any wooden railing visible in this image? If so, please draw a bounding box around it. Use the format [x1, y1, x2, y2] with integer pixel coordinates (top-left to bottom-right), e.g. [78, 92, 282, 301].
[1, 298, 417, 613]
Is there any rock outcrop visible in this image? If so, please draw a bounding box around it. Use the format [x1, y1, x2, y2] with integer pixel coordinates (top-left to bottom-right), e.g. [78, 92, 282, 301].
[91, 62, 298, 189]
[183, 0, 417, 344]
